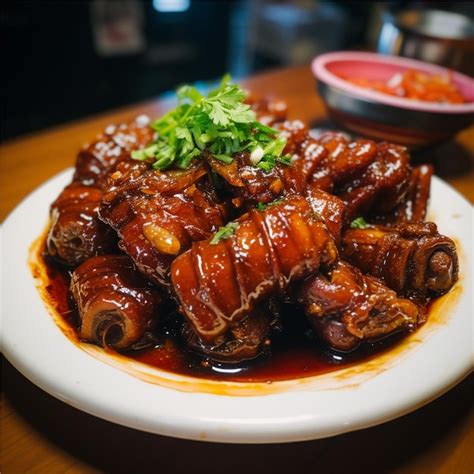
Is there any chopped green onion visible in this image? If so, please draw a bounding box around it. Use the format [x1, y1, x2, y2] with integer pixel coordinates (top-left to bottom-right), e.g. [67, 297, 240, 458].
[210, 222, 239, 244]
[350, 217, 369, 229]
[255, 198, 285, 211]
[254, 122, 279, 134]
[131, 75, 290, 172]
[213, 154, 234, 164]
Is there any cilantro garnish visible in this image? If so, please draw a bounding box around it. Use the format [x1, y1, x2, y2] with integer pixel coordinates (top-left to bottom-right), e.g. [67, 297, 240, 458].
[210, 222, 239, 245]
[131, 75, 289, 171]
[350, 217, 369, 229]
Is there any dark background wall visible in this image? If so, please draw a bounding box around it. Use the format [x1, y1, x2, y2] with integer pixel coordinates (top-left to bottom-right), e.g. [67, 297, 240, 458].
[2, 1, 232, 139]
[2, 1, 472, 140]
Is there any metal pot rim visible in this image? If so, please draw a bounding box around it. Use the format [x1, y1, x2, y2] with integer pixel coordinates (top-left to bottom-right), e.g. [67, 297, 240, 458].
[383, 8, 474, 45]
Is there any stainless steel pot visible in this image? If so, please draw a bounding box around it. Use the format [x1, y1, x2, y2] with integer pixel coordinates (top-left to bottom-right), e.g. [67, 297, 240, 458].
[377, 9, 474, 76]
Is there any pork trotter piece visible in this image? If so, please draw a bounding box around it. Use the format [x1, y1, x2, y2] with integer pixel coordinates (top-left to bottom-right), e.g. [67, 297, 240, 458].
[298, 261, 419, 351]
[74, 116, 155, 187]
[100, 160, 227, 287]
[342, 222, 459, 296]
[247, 96, 289, 125]
[374, 164, 433, 224]
[182, 309, 274, 363]
[310, 135, 378, 193]
[47, 117, 154, 266]
[47, 184, 116, 266]
[171, 197, 338, 343]
[71, 255, 161, 350]
[337, 142, 411, 221]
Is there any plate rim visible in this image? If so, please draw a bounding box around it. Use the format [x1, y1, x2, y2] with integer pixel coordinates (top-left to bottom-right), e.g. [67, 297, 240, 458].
[1, 168, 473, 444]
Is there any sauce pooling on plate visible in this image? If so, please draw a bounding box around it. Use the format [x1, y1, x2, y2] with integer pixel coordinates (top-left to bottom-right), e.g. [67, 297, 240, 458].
[41, 249, 412, 383]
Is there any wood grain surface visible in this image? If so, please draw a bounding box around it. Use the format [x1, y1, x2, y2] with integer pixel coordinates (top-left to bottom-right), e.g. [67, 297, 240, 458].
[1, 65, 473, 474]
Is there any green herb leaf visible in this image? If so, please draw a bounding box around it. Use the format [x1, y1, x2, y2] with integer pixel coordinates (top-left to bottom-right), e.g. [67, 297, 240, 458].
[210, 222, 239, 245]
[229, 104, 255, 124]
[175, 126, 193, 143]
[277, 154, 292, 166]
[213, 154, 234, 164]
[263, 136, 286, 157]
[131, 149, 147, 161]
[253, 122, 279, 134]
[176, 85, 203, 103]
[255, 198, 285, 211]
[208, 101, 229, 126]
[176, 148, 200, 169]
[132, 75, 289, 172]
[257, 155, 275, 172]
[144, 144, 159, 158]
[350, 217, 369, 229]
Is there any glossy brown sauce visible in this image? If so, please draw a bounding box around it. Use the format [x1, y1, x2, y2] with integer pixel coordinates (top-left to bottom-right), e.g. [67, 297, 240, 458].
[41, 245, 425, 383]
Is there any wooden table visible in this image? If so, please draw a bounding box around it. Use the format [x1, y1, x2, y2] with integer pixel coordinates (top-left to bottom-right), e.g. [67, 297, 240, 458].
[1, 66, 473, 473]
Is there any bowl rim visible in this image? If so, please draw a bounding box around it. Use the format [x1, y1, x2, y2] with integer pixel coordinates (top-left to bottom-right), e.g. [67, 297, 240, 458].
[312, 51, 474, 114]
[386, 8, 474, 44]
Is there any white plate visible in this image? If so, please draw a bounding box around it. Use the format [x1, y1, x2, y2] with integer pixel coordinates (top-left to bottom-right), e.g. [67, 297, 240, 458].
[1, 169, 472, 444]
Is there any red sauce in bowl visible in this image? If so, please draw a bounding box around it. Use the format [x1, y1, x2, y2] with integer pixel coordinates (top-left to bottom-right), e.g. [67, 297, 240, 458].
[346, 69, 465, 104]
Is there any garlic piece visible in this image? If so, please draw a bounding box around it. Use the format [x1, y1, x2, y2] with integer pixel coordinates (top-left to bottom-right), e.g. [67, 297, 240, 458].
[142, 222, 181, 255]
[269, 178, 283, 194]
[250, 146, 264, 165]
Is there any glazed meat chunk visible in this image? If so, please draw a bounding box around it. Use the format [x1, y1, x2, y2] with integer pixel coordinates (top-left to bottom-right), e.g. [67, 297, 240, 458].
[47, 184, 116, 266]
[100, 160, 227, 287]
[74, 116, 155, 187]
[182, 308, 274, 363]
[299, 261, 420, 351]
[71, 255, 161, 350]
[46, 117, 154, 266]
[171, 197, 338, 343]
[342, 222, 458, 296]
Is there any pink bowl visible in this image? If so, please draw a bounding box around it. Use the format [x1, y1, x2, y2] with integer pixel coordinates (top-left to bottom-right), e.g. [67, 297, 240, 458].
[312, 51, 474, 147]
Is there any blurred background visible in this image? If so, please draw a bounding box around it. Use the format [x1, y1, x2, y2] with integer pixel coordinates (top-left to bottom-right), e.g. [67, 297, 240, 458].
[2, 0, 473, 140]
